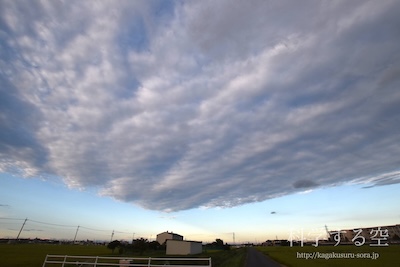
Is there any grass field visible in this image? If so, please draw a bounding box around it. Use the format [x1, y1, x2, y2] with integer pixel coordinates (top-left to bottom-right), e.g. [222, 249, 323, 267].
[0, 244, 246, 267]
[202, 248, 246, 267]
[256, 245, 400, 267]
[0, 244, 111, 267]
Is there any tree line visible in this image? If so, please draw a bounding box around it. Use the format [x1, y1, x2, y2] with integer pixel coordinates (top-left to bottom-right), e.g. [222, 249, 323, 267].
[107, 238, 231, 255]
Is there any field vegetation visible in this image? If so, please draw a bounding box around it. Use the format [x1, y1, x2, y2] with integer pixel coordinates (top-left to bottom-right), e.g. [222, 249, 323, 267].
[0, 243, 110, 267]
[0, 243, 246, 267]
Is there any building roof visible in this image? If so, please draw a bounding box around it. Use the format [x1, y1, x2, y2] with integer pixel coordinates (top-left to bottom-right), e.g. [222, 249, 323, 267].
[157, 231, 183, 237]
[166, 239, 202, 244]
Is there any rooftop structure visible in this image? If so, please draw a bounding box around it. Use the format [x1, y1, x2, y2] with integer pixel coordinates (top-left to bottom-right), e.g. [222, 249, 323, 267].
[156, 231, 183, 245]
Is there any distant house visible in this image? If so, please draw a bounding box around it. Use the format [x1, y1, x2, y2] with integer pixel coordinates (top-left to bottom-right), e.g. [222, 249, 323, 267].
[156, 231, 183, 245]
[166, 239, 203, 255]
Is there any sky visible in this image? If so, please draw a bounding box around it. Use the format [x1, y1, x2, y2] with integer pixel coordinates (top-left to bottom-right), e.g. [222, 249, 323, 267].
[1, 0, 400, 244]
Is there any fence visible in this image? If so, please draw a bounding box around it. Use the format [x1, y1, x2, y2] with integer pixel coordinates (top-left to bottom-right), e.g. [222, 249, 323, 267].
[42, 255, 212, 267]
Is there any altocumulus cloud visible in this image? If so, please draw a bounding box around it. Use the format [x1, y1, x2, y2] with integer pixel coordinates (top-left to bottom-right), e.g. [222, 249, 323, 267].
[1, 0, 400, 211]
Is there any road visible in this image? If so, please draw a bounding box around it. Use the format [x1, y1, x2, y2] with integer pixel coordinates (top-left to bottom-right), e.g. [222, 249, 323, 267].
[244, 247, 283, 267]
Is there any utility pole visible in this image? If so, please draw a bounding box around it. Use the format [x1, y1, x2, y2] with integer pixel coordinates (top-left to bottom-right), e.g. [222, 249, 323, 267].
[325, 225, 330, 240]
[110, 230, 114, 242]
[73, 226, 80, 243]
[16, 218, 28, 241]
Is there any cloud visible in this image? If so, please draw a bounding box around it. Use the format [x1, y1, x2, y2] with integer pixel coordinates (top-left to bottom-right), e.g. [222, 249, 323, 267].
[1, 0, 400, 211]
[0, 76, 48, 176]
[293, 180, 319, 189]
[24, 229, 43, 232]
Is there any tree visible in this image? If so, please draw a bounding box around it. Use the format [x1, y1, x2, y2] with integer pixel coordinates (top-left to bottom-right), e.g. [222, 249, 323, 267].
[107, 240, 121, 254]
[215, 239, 224, 247]
[205, 238, 230, 250]
[132, 238, 149, 255]
[148, 240, 161, 251]
[210, 239, 230, 250]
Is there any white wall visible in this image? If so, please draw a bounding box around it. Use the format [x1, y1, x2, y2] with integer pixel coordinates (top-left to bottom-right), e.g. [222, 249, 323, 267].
[156, 232, 172, 245]
[166, 240, 202, 255]
[189, 241, 203, 254]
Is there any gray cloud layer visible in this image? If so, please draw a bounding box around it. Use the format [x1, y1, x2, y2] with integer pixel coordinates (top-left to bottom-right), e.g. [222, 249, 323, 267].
[1, 0, 400, 211]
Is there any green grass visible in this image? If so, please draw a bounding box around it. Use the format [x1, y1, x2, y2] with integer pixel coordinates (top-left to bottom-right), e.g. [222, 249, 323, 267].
[256, 245, 400, 267]
[0, 244, 246, 267]
[203, 248, 246, 267]
[0, 243, 110, 267]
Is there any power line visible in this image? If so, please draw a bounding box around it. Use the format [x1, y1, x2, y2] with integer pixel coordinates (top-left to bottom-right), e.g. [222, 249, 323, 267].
[80, 226, 110, 232]
[0, 217, 139, 240]
[0, 217, 26, 221]
[114, 230, 134, 234]
[29, 219, 77, 228]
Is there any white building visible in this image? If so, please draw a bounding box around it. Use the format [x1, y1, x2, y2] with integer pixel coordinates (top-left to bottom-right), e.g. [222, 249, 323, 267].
[166, 240, 203, 255]
[156, 231, 183, 245]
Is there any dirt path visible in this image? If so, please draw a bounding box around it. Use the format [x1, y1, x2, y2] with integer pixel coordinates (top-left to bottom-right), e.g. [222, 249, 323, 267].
[244, 247, 283, 267]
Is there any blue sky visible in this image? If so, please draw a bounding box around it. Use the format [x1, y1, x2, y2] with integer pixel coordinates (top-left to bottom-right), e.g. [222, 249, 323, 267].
[1, 0, 400, 243]
[2, 173, 400, 243]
